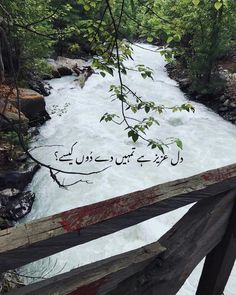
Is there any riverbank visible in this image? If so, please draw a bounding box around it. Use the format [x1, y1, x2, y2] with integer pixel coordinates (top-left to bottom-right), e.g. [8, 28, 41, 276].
[165, 51, 236, 125]
[0, 84, 50, 292]
[0, 85, 51, 232]
[0, 50, 93, 278]
[0, 55, 92, 291]
[0, 56, 90, 233]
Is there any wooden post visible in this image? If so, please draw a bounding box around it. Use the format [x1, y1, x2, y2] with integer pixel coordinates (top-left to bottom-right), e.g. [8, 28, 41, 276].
[196, 192, 236, 295]
[7, 190, 236, 295]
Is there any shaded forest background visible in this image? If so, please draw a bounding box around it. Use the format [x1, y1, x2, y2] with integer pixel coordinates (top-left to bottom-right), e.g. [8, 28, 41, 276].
[1, 0, 236, 94]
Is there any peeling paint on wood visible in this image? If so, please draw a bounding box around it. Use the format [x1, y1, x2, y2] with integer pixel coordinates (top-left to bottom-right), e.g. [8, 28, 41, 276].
[1, 163, 236, 272]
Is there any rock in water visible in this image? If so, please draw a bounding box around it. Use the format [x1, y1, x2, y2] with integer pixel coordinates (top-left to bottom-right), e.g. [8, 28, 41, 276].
[51, 68, 61, 78]
[0, 85, 50, 126]
[0, 188, 21, 198]
[28, 77, 51, 96]
[57, 66, 73, 76]
[72, 65, 95, 88]
[0, 271, 25, 293]
[9, 88, 51, 125]
[6, 191, 35, 220]
[0, 163, 40, 190]
[0, 99, 29, 132]
[0, 189, 35, 221]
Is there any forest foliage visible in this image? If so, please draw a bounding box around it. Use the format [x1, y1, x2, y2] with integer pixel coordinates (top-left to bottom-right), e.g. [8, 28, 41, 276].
[1, 0, 236, 152]
[2, 0, 235, 82]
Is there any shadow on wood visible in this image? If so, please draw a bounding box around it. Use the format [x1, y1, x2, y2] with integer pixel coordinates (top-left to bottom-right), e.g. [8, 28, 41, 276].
[7, 190, 236, 295]
[196, 194, 236, 295]
[1, 163, 236, 273]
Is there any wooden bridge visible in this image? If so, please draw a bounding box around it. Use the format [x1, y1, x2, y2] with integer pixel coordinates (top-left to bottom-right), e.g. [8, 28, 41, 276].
[1, 163, 236, 295]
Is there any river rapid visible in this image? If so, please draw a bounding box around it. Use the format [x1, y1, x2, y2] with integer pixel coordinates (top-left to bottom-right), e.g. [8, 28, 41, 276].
[22, 44, 236, 294]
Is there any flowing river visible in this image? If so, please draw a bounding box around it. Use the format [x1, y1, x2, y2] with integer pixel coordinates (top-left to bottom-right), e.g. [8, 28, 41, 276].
[22, 44, 236, 294]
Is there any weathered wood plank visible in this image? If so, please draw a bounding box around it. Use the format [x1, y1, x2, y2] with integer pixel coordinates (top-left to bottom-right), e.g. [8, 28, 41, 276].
[1, 163, 236, 272]
[0, 190, 208, 273]
[196, 194, 236, 295]
[7, 242, 166, 295]
[106, 190, 236, 295]
[7, 190, 236, 295]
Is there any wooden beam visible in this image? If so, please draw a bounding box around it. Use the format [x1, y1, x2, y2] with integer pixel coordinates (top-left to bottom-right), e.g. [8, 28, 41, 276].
[7, 241, 166, 295]
[106, 190, 236, 295]
[196, 193, 236, 295]
[1, 164, 236, 272]
[7, 190, 236, 295]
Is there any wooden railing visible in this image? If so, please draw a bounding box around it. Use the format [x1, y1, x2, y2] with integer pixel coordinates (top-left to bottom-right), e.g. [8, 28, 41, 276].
[1, 163, 236, 295]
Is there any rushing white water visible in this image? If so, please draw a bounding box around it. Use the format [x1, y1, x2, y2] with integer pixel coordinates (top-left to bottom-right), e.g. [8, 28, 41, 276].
[22, 44, 236, 294]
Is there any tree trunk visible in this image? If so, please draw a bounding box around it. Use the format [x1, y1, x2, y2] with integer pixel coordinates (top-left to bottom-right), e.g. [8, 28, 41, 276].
[203, 3, 223, 84]
[0, 25, 9, 84]
[0, 30, 5, 83]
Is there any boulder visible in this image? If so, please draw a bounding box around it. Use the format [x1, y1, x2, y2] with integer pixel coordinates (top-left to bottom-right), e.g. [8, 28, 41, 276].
[47, 59, 61, 78]
[56, 56, 87, 70]
[0, 188, 20, 197]
[27, 72, 52, 96]
[51, 68, 61, 78]
[219, 95, 226, 102]
[0, 187, 35, 221]
[0, 163, 40, 190]
[0, 143, 28, 168]
[218, 106, 229, 112]
[0, 99, 29, 131]
[57, 66, 72, 76]
[42, 73, 54, 80]
[6, 191, 35, 221]
[0, 145, 16, 167]
[223, 99, 230, 106]
[0, 146, 10, 166]
[230, 102, 236, 109]
[2, 86, 51, 126]
[0, 271, 25, 293]
[47, 56, 88, 78]
[0, 85, 50, 125]
[178, 78, 191, 91]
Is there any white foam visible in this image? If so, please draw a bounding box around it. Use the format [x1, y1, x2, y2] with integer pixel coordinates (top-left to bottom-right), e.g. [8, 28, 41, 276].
[21, 44, 236, 294]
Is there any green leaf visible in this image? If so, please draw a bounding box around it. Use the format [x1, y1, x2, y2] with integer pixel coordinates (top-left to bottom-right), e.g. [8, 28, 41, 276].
[214, 1, 223, 10]
[176, 139, 183, 150]
[167, 36, 174, 43]
[157, 144, 165, 154]
[147, 37, 153, 43]
[128, 130, 133, 138]
[132, 132, 139, 143]
[100, 72, 106, 77]
[145, 105, 150, 113]
[131, 106, 137, 113]
[107, 67, 114, 76]
[192, 0, 200, 5]
[130, 0, 135, 12]
[100, 113, 107, 122]
[84, 4, 90, 11]
[121, 68, 127, 75]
